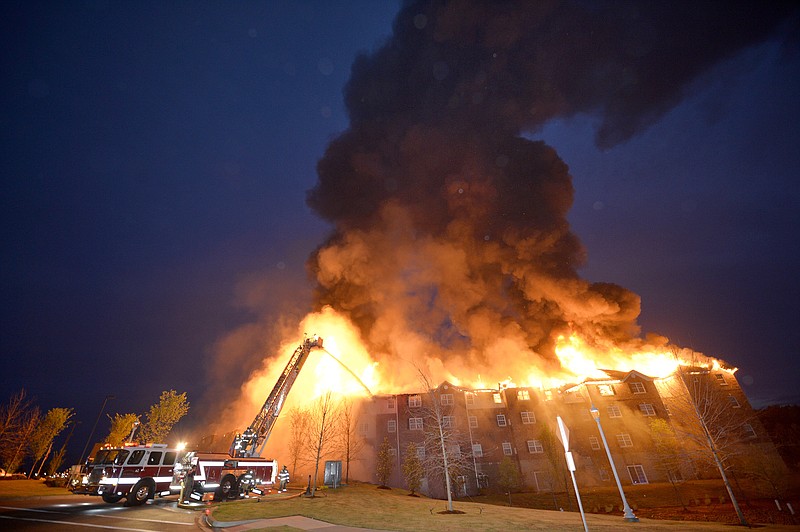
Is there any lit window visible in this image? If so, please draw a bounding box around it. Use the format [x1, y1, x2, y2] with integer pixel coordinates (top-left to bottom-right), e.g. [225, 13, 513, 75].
[496, 414, 507, 427]
[387, 419, 397, 433]
[527, 440, 543, 453]
[521, 411, 536, 424]
[728, 396, 741, 408]
[469, 415, 478, 429]
[517, 390, 530, 401]
[442, 415, 455, 428]
[627, 464, 648, 484]
[408, 395, 421, 408]
[598, 384, 615, 396]
[409, 417, 423, 430]
[629, 382, 646, 394]
[465, 393, 475, 406]
[589, 436, 601, 451]
[441, 393, 454, 406]
[502, 442, 513, 456]
[638, 403, 656, 416]
[616, 433, 633, 448]
[544, 390, 553, 401]
[493, 393, 503, 404]
[387, 397, 396, 409]
[714, 373, 728, 386]
[742, 423, 756, 438]
[472, 443, 483, 457]
[607, 405, 622, 418]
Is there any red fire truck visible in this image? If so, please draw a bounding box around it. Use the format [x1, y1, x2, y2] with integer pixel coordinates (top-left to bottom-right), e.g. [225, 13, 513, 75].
[71, 336, 323, 504]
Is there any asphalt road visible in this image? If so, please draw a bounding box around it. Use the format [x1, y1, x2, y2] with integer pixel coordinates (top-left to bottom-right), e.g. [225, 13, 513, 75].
[0, 494, 204, 531]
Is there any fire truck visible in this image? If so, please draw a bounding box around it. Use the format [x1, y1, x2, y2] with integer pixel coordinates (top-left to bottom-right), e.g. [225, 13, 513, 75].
[71, 335, 323, 504]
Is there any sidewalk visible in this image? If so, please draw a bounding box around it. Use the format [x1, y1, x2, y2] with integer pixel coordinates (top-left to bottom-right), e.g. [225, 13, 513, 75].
[204, 513, 394, 531]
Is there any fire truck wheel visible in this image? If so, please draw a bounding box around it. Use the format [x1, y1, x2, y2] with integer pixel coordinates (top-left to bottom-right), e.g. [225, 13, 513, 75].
[126, 479, 154, 506]
[101, 493, 124, 504]
[214, 475, 238, 501]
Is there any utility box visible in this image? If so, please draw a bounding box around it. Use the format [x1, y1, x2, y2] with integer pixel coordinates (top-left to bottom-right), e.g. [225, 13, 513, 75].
[324, 460, 342, 488]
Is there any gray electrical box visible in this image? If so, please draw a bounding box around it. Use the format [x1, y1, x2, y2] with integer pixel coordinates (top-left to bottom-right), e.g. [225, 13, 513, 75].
[324, 460, 342, 488]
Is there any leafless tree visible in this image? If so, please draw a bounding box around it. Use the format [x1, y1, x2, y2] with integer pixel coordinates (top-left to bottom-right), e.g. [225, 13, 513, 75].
[649, 417, 688, 509]
[0, 390, 39, 473]
[413, 370, 474, 512]
[304, 391, 340, 496]
[662, 366, 753, 525]
[335, 398, 366, 484]
[287, 406, 310, 477]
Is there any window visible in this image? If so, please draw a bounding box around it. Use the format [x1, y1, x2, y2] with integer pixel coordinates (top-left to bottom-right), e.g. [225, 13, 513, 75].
[163, 451, 177, 465]
[113, 450, 130, 466]
[598, 384, 615, 396]
[728, 395, 741, 408]
[387, 397, 396, 409]
[517, 390, 530, 401]
[527, 439, 544, 454]
[616, 433, 633, 448]
[502, 442, 513, 456]
[472, 443, 483, 457]
[465, 393, 475, 406]
[477, 473, 489, 488]
[639, 403, 656, 416]
[668, 469, 684, 483]
[408, 395, 421, 408]
[742, 423, 756, 438]
[629, 381, 646, 394]
[521, 411, 536, 424]
[714, 373, 728, 386]
[664, 404, 671, 416]
[496, 414, 507, 427]
[449, 444, 462, 458]
[589, 436, 601, 451]
[493, 393, 503, 404]
[147, 451, 163, 466]
[416, 446, 426, 459]
[442, 415, 455, 428]
[388, 419, 397, 433]
[544, 390, 553, 401]
[409, 417, 423, 430]
[627, 464, 649, 484]
[388, 447, 397, 457]
[127, 450, 145, 465]
[441, 393, 454, 406]
[607, 405, 622, 418]
[469, 415, 478, 429]
[599, 468, 610, 481]
[358, 422, 369, 435]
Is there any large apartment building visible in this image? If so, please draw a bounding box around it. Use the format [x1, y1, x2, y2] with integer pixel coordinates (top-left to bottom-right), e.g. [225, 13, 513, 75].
[355, 367, 780, 498]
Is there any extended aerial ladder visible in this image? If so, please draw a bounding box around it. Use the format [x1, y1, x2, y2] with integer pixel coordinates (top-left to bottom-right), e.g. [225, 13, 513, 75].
[230, 335, 323, 458]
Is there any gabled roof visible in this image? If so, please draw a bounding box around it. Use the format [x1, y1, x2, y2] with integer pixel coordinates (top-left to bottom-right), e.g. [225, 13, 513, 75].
[597, 369, 655, 382]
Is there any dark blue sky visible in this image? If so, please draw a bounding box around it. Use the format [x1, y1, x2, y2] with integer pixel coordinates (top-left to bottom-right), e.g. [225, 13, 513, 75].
[2, 1, 798, 464]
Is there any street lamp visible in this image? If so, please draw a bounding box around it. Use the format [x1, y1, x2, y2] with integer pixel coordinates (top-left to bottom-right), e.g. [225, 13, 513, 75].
[590, 404, 638, 522]
[79, 394, 114, 464]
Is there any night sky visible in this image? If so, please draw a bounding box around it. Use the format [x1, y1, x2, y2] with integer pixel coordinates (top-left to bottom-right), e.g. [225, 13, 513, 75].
[2, 1, 799, 465]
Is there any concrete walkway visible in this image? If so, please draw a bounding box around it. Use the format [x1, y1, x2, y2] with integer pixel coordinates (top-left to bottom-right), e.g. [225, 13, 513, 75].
[204, 513, 394, 531]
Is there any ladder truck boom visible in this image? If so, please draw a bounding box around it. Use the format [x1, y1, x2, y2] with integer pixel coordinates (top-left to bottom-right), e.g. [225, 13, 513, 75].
[231, 335, 323, 457]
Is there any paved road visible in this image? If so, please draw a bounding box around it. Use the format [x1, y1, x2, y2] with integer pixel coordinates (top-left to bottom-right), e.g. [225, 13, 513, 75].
[0, 494, 202, 531]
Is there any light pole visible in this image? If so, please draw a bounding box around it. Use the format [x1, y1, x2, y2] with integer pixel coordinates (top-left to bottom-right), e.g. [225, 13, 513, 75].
[590, 404, 638, 522]
[79, 394, 114, 464]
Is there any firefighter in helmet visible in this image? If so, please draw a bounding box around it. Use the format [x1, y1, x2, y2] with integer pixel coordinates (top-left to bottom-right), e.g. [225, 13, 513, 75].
[278, 465, 290, 492]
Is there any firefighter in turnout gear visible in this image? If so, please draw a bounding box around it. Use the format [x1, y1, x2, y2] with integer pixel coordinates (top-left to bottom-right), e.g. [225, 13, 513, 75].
[278, 465, 289, 492]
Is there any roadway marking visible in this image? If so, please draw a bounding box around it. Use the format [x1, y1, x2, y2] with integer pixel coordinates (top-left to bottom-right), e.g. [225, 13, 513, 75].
[0, 505, 195, 526]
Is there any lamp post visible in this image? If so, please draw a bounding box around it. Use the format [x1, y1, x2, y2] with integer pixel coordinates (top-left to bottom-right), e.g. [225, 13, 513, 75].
[589, 404, 638, 522]
[79, 394, 114, 464]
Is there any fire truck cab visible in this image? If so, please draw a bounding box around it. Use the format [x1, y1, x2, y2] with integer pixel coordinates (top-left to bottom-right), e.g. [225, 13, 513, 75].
[71, 443, 185, 505]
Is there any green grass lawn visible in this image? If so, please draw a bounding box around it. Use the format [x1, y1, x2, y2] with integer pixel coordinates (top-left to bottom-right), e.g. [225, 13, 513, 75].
[210, 482, 797, 531]
[0, 479, 72, 499]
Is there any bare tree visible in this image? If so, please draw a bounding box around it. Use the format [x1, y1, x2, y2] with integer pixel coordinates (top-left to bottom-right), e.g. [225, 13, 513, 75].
[335, 398, 366, 484]
[3, 406, 40, 474]
[304, 391, 340, 496]
[663, 367, 752, 525]
[0, 390, 39, 472]
[413, 371, 474, 512]
[287, 406, 310, 477]
[138, 390, 189, 444]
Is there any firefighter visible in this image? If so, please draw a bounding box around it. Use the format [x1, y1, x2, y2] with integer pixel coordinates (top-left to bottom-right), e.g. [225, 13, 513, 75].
[278, 465, 289, 492]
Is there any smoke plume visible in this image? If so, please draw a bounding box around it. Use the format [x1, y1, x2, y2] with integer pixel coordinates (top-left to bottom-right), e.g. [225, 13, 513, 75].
[305, 1, 796, 383]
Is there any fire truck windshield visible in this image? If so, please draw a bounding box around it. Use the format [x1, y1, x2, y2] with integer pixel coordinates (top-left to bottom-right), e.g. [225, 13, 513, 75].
[93, 449, 129, 465]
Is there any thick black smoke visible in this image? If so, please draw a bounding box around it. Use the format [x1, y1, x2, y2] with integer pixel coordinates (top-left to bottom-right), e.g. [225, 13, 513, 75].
[305, 0, 797, 375]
